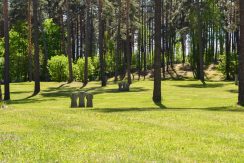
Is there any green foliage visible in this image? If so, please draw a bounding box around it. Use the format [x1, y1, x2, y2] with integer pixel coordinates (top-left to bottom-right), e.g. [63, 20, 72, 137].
[175, 42, 183, 63]
[76, 57, 95, 82]
[0, 21, 28, 82]
[41, 19, 62, 58]
[47, 55, 100, 82]
[47, 55, 68, 82]
[217, 54, 238, 79]
[105, 51, 115, 75]
[0, 57, 4, 80]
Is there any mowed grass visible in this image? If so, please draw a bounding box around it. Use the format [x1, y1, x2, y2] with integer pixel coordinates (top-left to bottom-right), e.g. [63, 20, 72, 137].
[0, 80, 244, 162]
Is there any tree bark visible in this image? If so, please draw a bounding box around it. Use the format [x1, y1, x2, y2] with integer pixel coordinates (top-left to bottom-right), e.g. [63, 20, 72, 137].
[33, 0, 40, 95]
[98, 0, 106, 86]
[28, 0, 33, 82]
[80, 12, 83, 58]
[198, 0, 204, 84]
[114, 0, 121, 82]
[153, 0, 162, 103]
[66, 0, 73, 83]
[3, 0, 10, 100]
[84, 0, 90, 86]
[239, 0, 244, 105]
[126, 0, 132, 84]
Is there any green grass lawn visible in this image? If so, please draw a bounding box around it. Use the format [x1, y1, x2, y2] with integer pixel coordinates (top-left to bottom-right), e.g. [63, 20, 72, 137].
[0, 80, 243, 162]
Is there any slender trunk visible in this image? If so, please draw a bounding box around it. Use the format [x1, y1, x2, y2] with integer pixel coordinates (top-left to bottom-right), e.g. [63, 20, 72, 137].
[84, 0, 90, 86]
[126, 0, 132, 84]
[61, 10, 66, 55]
[225, 31, 231, 80]
[66, 0, 73, 83]
[98, 0, 106, 86]
[143, 8, 147, 80]
[114, 0, 121, 82]
[3, 0, 10, 100]
[28, 0, 33, 82]
[76, 16, 79, 58]
[33, 0, 40, 95]
[181, 36, 185, 66]
[71, 22, 76, 61]
[80, 12, 83, 58]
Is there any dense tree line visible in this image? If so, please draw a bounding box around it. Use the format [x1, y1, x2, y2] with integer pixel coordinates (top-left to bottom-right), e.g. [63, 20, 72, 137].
[0, 0, 243, 105]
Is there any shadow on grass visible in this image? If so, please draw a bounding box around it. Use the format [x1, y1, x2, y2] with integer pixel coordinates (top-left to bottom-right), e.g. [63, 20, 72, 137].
[91, 87, 150, 95]
[11, 91, 33, 95]
[40, 85, 149, 98]
[154, 101, 166, 109]
[91, 108, 162, 113]
[90, 106, 244, 113]
[174, 83, 224, 88]
[166, 107, 244, 113]
[7, 98, 57, 105]
[227, 89, 238, 94]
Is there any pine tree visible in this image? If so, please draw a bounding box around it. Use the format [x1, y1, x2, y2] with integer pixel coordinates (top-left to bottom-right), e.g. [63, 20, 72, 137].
[33, 0, 40, 95]
[238, 0, 244, 105]
[153, 0, 162, 103]
[3, 0, 10, 100]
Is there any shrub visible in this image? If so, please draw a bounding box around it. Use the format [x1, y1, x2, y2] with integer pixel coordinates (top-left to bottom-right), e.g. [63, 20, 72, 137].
[217, 54, 238, 79]
[48, 55, 68, 81]
[76, 57, 95, 82]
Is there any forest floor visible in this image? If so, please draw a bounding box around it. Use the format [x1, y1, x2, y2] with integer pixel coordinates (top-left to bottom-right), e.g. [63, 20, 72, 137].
[146, 64, 224, 81]
[0, 79, 243, 162]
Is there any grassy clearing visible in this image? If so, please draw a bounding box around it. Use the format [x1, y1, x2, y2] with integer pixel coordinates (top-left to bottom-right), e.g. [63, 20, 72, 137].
[0, 80, 243, 162]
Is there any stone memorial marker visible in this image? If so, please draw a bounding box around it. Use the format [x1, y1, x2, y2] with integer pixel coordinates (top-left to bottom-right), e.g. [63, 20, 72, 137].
[71, 93, 78, 108]
[78, 91, 86, 107]
[86, 93, 93, 107]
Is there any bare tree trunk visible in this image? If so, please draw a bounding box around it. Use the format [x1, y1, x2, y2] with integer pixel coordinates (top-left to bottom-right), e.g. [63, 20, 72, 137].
[28, 0, 33, 82]
[197, 0, 204, 84]
[84, 0, 91, 86]
[114, 0, 121, 82]
[66, 0, 73, 83]
[3, 0, 10, 100]
[33, 0, 40, 95]
[153, 0, 162, 103]
[80, 13, 83, 58]
[98, 0, 106, 87]
[239, 0, 244, 105]
[126, 0, 132, 84]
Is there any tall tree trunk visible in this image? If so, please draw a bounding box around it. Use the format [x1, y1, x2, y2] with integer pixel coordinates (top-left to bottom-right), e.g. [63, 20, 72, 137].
[3, 0, 10, 100]
[76, 16, 79, 58]
[28, 0, 33, 82]
[239, 0, 244, 105]
[161, 0, 165, 79]
[80, 12, 83, 58]
[143, 7, 147, 80]
[33, 0, 40, 95]
[153, 0, 162, 103]
[126, 0, 132, 84]
[71, 21, 76, 61]
[66, 0, 73, 83]
[114, 0, 121, 82]
[197, 0, 204, 84]
[181, 36, 185, 66]
[225, 31, 231, 80]
[98, 0, 106, 86]
[84, 0, 90, 86]
[60, 9, 66, 55]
